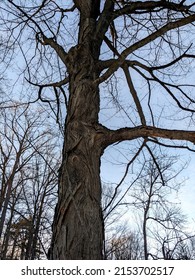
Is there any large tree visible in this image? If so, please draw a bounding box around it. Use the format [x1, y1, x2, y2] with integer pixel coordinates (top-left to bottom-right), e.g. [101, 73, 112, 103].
[1, 0, 195, 259]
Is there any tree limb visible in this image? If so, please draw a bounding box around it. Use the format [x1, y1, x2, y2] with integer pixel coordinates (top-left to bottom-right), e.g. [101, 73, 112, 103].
[102, 125, 195, 148]
[95, 13, 195, 84]
[123, 64, 146, 125]
[113, 0, 193, 19]
[36, 33, 67, 65]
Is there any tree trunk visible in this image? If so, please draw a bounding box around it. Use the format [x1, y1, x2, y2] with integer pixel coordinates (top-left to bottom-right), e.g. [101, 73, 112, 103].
[1, 198, 15, 259]
[0, 180, 14, 240]
[50, 43, 104, 259]
[143, 215, 148, 260]
[51, 144, 104, 259]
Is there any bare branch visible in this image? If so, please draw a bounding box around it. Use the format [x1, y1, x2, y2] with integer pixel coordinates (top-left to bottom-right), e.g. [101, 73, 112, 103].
[123, 64, 146, 125]
[25, 76, 69, 88]
[113, 0, 194, 18]
[102, 125, 195, 148]
[95, 13, 195, 84]
[36, 33, 67, 65]
[103, 139, 147, 215]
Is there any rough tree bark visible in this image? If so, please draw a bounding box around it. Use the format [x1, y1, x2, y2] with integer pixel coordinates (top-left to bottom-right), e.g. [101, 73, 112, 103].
[49, 60, 105, 258]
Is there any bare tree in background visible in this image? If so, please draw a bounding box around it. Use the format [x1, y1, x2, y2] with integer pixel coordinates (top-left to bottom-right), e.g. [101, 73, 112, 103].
[0, 1, 195, 259]
[105, 225, 144, 260]
[0, 105, 41, 242]
[152, 209, 195, 260]
[0, 105, 60, 259]
[129, 150, 195, 260]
